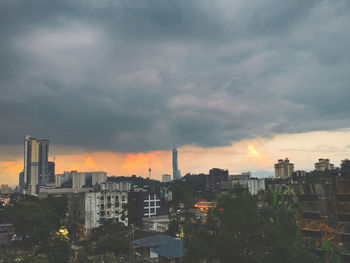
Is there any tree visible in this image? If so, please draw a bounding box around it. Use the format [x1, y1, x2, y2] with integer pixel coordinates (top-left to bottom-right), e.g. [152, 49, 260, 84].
[1, 195, 72, 262]
[183, 185, 318, 263]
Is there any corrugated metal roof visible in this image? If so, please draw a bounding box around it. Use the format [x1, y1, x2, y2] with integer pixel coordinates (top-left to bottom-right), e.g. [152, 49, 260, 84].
[132, 234, 174, 248]
[152, 238, 185, 259]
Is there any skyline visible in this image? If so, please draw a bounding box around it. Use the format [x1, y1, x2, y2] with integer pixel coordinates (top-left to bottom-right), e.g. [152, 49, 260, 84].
[1, 1, 350, 185]
[2, 128, 350, 186]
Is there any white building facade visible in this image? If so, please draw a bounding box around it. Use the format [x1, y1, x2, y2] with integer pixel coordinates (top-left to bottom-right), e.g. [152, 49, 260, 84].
[85, 190, 128, 232]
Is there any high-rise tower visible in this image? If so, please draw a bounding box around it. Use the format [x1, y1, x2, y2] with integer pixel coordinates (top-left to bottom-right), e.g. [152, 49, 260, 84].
[24, 135, 49, 195]
[172, 147, 181, 180]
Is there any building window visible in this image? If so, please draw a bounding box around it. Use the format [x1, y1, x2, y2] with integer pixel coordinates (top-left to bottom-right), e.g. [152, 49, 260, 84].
[107, 196, 111, 202]
[122, 195, 126, 202]
[150, 208, 155, 214]
[101, 196, 104, 201]
[107, 203, 112, 209]
[115, 202, 120, 207]
[101, 204, 105, 210]
[115, 196, 119, 202]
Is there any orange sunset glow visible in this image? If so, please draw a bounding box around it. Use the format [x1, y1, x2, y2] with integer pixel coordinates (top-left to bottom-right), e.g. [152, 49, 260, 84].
[2, 128, 350, 186]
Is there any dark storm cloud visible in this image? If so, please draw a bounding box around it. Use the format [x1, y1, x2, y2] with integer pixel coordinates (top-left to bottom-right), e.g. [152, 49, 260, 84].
[0, 0, 349, 152]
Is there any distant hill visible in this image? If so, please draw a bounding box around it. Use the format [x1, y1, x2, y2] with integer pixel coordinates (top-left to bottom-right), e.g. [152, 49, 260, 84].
[251, 170, 274, 178]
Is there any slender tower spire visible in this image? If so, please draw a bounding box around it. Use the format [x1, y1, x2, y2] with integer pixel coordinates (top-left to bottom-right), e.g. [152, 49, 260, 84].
[148, 161, 152, 179]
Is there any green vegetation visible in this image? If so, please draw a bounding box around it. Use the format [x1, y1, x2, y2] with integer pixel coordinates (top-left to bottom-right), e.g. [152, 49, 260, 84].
[75, 220, 129, 262]
[0, 195, 71, 263]
[182, 184, 318, 263]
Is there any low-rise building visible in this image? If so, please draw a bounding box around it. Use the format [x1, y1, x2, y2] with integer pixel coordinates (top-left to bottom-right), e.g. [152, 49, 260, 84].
[142, 215, 170, 233]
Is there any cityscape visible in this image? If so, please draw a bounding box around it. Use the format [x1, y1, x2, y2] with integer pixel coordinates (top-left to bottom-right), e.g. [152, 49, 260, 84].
[1, 0, 350, 262]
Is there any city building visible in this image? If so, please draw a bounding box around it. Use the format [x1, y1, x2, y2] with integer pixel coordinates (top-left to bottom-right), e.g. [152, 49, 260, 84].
[315, 159, 334, 171]
[91, 171, 107, 186]
[142, 215, 170, 233]
[18, 172, 24, 193]
[162, 174, 171, 183]
[231, 172, 251, 181]
[205, 168, 229, 192]
[57, 170, 108, 189]
[274, 158, 294, 178]
[172, 147, 181, 180]
[72, 171, 86, 189]
[294, 170, 307, 177]
[0, 184, 12, 194]
[341, 159, 350, 171]
[98, 181, 132, 192]
[235, 178, 266, 195]
[85, 190, 128, 232]
[128, 189, 170, 225]
[48, 161, 55, 183]
[24, 135, 50, 195]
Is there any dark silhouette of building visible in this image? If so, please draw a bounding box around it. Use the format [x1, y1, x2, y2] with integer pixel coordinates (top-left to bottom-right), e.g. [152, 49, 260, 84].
[48, 161, 55, 183]
[172, 147, 181, 180]
[128, 189, 169, 226]
[205, 168, 229, 192]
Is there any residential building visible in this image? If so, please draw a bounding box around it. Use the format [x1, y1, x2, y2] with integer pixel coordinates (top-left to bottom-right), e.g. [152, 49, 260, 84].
[91, 171, 107, 186]
[72, 171, 86, 189]
[274, 158, 294, 178]
[98, 181, 131, 192]
[85, 190, 128, 232]
[24, 135, 50, 195]
[315, 159, 334, 171]
[162, 174, 171, 183]
[294, 170, 307, 177]
[205, 168, 229, 192]
[235, 178, 266, 195]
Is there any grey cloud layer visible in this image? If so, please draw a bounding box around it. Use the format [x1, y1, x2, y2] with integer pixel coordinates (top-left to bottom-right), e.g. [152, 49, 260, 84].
[0, 0, 349, 152]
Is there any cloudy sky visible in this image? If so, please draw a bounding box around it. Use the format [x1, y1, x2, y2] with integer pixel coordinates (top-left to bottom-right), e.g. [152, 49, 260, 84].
[1, 0, 350, 185]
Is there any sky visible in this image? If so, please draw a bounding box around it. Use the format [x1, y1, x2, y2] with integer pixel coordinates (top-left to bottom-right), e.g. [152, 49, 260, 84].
[1, 0, 350, 186]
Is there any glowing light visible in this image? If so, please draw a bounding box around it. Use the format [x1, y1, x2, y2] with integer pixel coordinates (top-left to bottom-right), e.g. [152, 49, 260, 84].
[248, 144, 259, 156]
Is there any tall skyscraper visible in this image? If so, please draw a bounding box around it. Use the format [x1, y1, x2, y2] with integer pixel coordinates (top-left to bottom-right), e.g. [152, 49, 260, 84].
[24, 135, 49, 195]
[172, 147, 181, 180]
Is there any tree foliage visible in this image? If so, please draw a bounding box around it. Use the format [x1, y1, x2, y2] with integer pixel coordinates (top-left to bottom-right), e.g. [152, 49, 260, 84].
[1, 195, 71, 262]
[183, 185, 318, 263]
